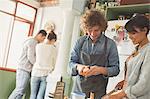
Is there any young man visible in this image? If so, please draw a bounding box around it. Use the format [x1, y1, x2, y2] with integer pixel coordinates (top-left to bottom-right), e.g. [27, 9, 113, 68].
[9, 30, 47, 99]
[69, 9, 120, 99]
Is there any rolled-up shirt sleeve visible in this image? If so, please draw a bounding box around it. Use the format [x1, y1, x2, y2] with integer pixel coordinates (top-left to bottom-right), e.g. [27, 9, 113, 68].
[69, 39, 81, 76]
[70, 36, 120, 77]
[106, 40, 120, 77]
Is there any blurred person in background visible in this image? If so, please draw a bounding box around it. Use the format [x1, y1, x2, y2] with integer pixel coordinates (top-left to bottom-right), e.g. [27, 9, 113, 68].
[9, 30, 47, 99]
[30, 32, 57, 99]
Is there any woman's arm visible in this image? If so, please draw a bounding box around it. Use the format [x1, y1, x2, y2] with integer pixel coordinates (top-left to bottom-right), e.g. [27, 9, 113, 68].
[102, 90, 127, 99]
[125, 48, 150, 98]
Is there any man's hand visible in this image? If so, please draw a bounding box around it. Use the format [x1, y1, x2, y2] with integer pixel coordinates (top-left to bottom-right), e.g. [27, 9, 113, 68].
[76, 64, 89, 76]
[115, 80, 124, 90]
[82, 66, 90, 76]
[84, 66, 101, 77]
[83, 66, 108, 77]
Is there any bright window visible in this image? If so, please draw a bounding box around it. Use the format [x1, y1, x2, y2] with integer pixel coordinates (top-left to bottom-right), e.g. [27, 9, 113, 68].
[0, 12, 14, 66]
[0, 1, 37, 69]
[7, 20, 30, 69]
[16, 2, 36, 22]
[0, 0, 16, 14]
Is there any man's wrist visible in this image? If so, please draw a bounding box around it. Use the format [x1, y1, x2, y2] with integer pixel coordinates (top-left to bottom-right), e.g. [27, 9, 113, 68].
[98, 67, 108, 75]
[76, 64, 79, 71]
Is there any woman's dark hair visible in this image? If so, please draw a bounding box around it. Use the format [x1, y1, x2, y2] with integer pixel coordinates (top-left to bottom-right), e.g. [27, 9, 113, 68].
[125, 14, 150, 35]
[38, 30, 47, 36]
[47, 31, 57, 41]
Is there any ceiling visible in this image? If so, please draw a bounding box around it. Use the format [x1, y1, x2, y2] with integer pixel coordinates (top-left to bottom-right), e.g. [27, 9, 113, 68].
[34, 0, 59, 6]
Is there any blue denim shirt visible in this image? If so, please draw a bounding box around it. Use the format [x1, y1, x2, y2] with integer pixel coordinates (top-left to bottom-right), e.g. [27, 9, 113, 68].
[69, 34, 120, 77]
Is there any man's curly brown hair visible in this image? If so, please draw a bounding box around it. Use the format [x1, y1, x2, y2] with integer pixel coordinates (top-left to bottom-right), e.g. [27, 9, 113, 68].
[80, 9, 108, 34]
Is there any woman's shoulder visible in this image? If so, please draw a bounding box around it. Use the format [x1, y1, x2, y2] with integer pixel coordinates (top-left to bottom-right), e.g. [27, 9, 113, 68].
[144, 42, 150, 54]
[141, 42, 150, 52]
[147, 42, 150, 48]
[138, 43, 150, 60]
[36, 43, 52, 50]
[36, 43, 45, 47]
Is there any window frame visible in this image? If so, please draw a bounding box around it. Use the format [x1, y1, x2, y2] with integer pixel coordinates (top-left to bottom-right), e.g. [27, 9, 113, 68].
[0, 0, 37, 70]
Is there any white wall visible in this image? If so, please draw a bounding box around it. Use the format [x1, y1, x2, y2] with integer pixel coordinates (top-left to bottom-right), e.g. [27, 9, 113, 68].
[33, 6, 64, 41]
[40, 6, 64, 35]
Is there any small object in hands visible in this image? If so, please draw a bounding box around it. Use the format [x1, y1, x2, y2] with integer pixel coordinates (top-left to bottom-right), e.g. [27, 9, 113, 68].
[82, 66, 90, 76]
[83, 66, 90, 81]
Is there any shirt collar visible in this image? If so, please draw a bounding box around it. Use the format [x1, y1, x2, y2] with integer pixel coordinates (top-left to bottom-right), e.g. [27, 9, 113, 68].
[86, 33, 105, 43]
